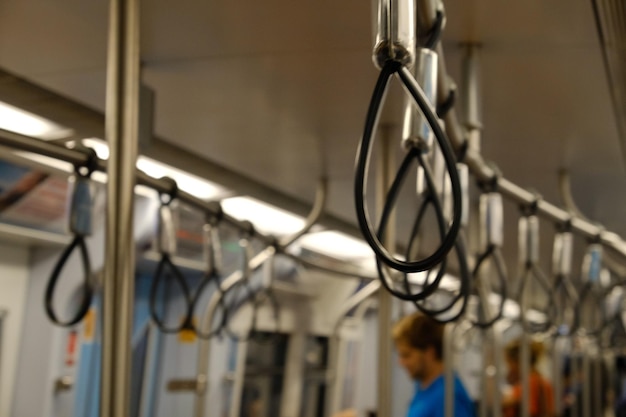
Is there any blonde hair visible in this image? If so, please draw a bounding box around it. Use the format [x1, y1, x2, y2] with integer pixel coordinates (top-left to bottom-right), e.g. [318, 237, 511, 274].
[392, 312, 444, 359]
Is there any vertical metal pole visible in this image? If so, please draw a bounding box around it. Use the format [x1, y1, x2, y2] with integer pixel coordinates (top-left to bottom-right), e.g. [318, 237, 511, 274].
[376, 127, 395, 417]
[476, 281, 502, 417]
[605, 351, 616, 417]
[593, 347, 603, 417]
[491, 323, 504, 417]
[101, 0, 140, 415]
[229, 341, 248, 417]
[461, 45, 482, 132]
[280, 330, 306, 417]
[479, 329, 503, 417]
[331, 336, 348, 415]
[325, 334, 340, 417]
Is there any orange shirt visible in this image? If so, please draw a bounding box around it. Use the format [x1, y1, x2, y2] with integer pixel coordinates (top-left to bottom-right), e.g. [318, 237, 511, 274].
[505, 372, 555, 417]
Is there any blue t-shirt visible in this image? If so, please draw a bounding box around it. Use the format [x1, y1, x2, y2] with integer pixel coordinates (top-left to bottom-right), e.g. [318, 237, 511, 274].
[407, 374, 476, 417]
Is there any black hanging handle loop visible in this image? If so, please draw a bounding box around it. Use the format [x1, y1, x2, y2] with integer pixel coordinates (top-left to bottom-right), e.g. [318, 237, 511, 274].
[44, 151, 98, 327]
[516, 204, 556, 335]
[222, 227, 261, 342]
[192, 211, 229, 340]
[376, 149, 450, 301]
[436, 85, 456, 119]
[149, 180, 195, 334]
[408, 233, 472, 324]
[221, 280, 258, 342]
[149, 253, 194, 334]
[354, 60, 463, 274]
[45, 235, 94, 326]
[224, 228, 282, 343]
[551, 273, 580, 337]
[374, 146, 470, 320]
[249, 288, 283, 345]
[455, 134, 469, 164]
[550, 226, 579, 336]
[423, 9, 445, 50]
[577, 282, 608, 337]
[471, 244, 508, 329]
[517, 264, 556, 335]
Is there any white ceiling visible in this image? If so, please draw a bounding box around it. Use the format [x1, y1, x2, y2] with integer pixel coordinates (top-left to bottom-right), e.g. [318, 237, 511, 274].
[0, 0, 625, 272]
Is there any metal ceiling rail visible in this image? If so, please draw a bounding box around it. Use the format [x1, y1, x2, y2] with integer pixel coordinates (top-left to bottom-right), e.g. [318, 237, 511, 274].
[0, 66, 364, 243]
[418, 0, 626, 262]
[0, 127, 378, 281]
[0, 127, 280, 247]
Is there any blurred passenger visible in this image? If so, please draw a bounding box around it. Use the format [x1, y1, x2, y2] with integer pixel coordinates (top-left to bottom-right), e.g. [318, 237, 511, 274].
[503, 339, 555, 417]
[333, 312, 476, 417]
[393, 312, 476, 417]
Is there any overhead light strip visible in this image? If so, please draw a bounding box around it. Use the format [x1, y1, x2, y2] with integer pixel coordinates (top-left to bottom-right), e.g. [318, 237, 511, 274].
[0, 101, 73, 140]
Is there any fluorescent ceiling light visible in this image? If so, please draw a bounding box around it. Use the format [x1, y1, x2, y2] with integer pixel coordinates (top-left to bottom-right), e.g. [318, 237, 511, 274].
[298, 231, 374, 260]
[71, 138, 229, 200]
[222, 196, 306, 236]
[13, 151, 106, 185]
[0, 101, 73, 140]
[136, 157, 227, 200]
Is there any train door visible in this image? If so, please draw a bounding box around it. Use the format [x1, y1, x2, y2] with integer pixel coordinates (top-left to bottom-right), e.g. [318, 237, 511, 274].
[238, 332, 289, 417]
[300, 336, 330, 417]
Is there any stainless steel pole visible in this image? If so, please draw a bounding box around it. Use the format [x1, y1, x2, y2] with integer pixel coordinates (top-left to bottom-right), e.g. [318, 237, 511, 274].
[604, 350, 616, 417]
[326, 334, 342, 417]
[100, 0, 140, 415]
[376, 128, 395, 417]
[327, 284, 380, 416]
[229, 341, 248, 417]
[593, 346, 603, 417]
[492, 325, 504, 417]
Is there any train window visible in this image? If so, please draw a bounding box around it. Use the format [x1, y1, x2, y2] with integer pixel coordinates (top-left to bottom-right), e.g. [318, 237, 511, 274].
[239, 332, 289, 417]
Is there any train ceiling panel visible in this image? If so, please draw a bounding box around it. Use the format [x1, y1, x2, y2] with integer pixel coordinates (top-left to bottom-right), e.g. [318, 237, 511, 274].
[592, 0, 626, 167]
[0, 0, 625, 267]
